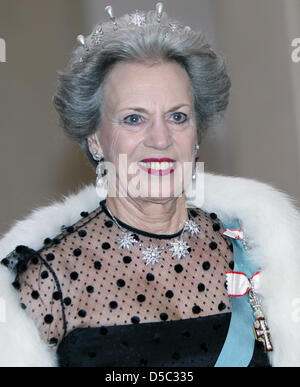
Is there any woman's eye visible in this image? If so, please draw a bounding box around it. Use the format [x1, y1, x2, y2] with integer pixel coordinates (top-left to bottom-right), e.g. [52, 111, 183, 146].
[123, 114, 143, 126]
[170, 112, 188, 124]
[122, 112, 188, 127]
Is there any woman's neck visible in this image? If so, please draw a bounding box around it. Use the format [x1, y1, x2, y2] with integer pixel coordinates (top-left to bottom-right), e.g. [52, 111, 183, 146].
[105, 195, 189, 235]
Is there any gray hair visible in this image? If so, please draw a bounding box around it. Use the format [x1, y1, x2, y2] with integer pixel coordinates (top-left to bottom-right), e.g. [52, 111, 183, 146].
[53, 9, 231, 169]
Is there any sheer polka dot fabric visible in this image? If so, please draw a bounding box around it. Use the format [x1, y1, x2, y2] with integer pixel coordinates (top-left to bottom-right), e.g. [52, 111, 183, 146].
[15, 201, 234, 349]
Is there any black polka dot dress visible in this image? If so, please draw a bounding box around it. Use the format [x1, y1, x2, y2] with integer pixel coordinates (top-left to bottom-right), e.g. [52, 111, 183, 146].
[2, 200, 270, 367]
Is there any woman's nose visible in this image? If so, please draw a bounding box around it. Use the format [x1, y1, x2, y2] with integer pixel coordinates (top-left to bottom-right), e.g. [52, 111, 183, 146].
[143, 118, 173, 150]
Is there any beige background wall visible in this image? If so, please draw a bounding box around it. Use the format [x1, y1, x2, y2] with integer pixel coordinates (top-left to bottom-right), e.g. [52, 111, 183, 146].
[214, 0, 300, 197]
[0, 0, 299, 238]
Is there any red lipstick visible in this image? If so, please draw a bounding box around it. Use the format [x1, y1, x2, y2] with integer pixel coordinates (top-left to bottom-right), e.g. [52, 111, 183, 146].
[138, 158, 176, 176]
[140, 158, 176, 162]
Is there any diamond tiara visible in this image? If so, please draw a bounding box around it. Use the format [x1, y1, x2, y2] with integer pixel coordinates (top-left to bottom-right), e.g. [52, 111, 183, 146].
[76, 2, 192, 62]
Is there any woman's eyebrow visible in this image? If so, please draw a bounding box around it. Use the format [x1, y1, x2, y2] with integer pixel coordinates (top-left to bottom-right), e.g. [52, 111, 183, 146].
[118, 104, 191, 114]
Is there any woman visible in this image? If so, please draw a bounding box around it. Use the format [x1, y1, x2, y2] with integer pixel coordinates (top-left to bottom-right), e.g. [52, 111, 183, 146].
[1, 3, 300, 367]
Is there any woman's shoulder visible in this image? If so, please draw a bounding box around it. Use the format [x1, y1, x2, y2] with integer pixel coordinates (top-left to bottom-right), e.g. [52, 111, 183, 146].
[0, 184, 101, 265]
[0, 194, 106, 363]
[0, 184, 99, 256]
[188, 204, 231, 237]
[1, 202, 105, 278]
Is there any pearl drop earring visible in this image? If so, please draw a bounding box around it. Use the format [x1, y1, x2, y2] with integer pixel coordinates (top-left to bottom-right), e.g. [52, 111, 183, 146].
[92, 149, 101, 161]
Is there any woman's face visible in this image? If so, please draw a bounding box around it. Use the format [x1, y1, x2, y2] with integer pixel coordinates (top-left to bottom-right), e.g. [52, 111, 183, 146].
[90, 60, 198, 202]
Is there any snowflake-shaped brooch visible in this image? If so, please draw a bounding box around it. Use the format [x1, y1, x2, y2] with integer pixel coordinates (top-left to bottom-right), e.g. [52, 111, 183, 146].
[142, 245, 164, 265]
[116, 231, 137, 250]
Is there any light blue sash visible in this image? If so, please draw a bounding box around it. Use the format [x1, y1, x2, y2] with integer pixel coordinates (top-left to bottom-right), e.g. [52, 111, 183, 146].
[215, 219, 258, 367]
